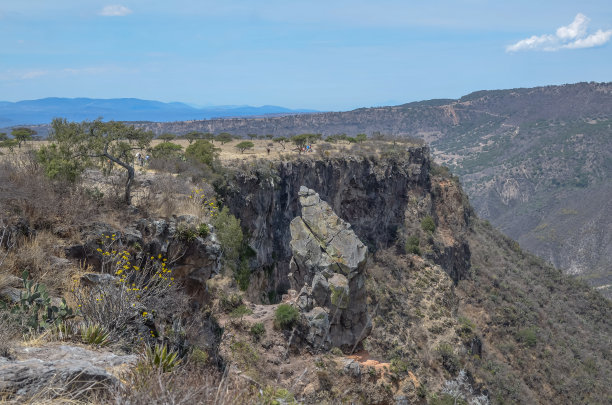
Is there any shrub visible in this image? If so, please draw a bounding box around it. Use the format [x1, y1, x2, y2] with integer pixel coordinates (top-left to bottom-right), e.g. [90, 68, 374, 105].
[197, 223, 209, 238]
[150, 142, 183, 159]
[516, 327, 537, 347]
[190, 347, 209, 366]
[250, 322, 265, 340]
[185, 140, 218, 167]
[36, 143, 84, 182]
[235, 258, 251, 291]
[212, 207, 243, 263]
[219, 293, 243, 312]
[331, 347, 343, 356]
[406, 236, 421, 255]
[437, 343, 460, 375]
[274, 304, 299, 329]
[73, 239, 185, 341]
[176, 224, 198, 242]
[229, 304, 253, 320]
[421, 216, 436, 233]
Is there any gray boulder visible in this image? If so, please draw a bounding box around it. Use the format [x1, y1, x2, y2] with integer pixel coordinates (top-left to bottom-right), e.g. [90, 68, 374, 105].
[0, 344, 136, 400]
[289, 186, 371, 350]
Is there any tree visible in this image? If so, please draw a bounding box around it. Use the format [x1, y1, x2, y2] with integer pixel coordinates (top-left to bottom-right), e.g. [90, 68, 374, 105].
[247, 133, 258, 140]
[158, 133, 176, 143]
[265, 134, 274, 140]
[11, 127, 37, 148]
[235, 141, 254, 154]
[185, 139, 218, 167]
[39, 118, 153, 204]
[273, 136, 288, 150]
[150, 142, 183, 159]
[0, 133, 7, 141]
[291, 134, 308, 152]
[183, 131, 202, 144]
[216, 133, 233, 145]
[356, 133, 367, 143]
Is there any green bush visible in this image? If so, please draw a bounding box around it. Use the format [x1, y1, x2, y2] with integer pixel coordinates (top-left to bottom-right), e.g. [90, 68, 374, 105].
[36, 143, 84, 182]
[274, 304, 299, 330]
[176, 224, 198, 242]
[229, 304, 253, 320]
[421, 216, 436, 233]
[235, 258, 251, 291]
[150, 142, 183, 159]
[250, 322, 265, 340]
[185, 140, 218, 167]
[197, 223, 210, 238]
[405, 236, 421, 255]
[213, 207, 243, 263]
[220, 293, 243, 312]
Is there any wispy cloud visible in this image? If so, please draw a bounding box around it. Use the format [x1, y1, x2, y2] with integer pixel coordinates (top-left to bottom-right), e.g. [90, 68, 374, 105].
[0, 66, 137, 81]
[506, 13, 612, 52]
[98, 5, 132, 17]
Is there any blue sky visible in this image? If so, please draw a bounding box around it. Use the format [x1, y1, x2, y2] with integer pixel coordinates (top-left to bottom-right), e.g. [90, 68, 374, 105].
[1, 1, 611, 110]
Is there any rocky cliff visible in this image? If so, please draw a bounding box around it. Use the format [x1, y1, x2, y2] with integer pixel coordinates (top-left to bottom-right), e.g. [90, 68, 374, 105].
[219, 148, 471, 302]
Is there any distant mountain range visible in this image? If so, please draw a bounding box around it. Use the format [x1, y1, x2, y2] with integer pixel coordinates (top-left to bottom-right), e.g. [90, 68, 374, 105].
[0, 97, 316, 127]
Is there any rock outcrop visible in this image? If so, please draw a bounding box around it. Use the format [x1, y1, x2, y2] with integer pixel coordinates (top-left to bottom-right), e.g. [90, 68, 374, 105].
[289, 187, 371, 350]
[0, 344, 136, 399]
[220, 152, 472, 299]
[65, 215, 222, 302]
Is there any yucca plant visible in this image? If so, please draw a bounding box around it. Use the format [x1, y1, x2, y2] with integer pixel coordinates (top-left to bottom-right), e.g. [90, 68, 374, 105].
[80, 323, 110, 347]
[142, 343, 181, 373]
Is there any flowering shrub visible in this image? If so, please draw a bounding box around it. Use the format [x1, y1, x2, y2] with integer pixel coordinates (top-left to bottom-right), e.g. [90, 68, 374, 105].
[73, 233, 183, 342]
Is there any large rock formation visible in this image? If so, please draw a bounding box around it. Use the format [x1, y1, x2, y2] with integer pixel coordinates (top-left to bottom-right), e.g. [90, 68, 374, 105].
[289, 186, 371, 350]
[220, 152, 471, 300]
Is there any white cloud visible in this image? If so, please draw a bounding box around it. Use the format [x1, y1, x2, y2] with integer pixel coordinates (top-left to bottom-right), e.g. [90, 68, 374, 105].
[506, 13, 612, 52]
[99, 5, 132, 17]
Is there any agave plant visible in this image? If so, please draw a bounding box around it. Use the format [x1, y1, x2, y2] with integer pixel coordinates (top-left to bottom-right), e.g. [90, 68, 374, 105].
[142, 343, 181, 373]
[80, 323, 110, 347]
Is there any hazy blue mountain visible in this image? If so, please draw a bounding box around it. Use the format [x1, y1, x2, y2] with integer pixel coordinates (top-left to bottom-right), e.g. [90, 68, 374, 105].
[0, 97, 316, 127]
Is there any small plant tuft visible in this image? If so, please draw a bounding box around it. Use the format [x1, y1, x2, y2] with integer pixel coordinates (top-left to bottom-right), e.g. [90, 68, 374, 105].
[274, 304, 299, 330]
[421, 216, 436, 233]
[250, 322, 265, 340]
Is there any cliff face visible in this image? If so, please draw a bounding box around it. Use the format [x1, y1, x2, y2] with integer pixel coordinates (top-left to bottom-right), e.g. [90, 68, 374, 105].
[220, 148, 471, 301]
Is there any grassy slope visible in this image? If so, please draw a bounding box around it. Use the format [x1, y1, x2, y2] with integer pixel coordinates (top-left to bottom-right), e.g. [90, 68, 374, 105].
[457, 218, 611, 404]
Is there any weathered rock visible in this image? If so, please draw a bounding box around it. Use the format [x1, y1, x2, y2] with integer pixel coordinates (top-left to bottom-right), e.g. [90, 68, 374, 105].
[80, 273, 117, 287]
[342, 358, 361, 377]
[289, 187, 371, 350]
[0, 344, 136, 399]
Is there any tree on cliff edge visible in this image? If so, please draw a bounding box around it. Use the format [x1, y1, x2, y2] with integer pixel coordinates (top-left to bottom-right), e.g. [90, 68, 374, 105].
[38, 118, 153, 205]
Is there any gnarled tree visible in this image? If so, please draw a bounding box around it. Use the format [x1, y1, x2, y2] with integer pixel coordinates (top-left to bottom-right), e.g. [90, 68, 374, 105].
[39, 118, 153, 205]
